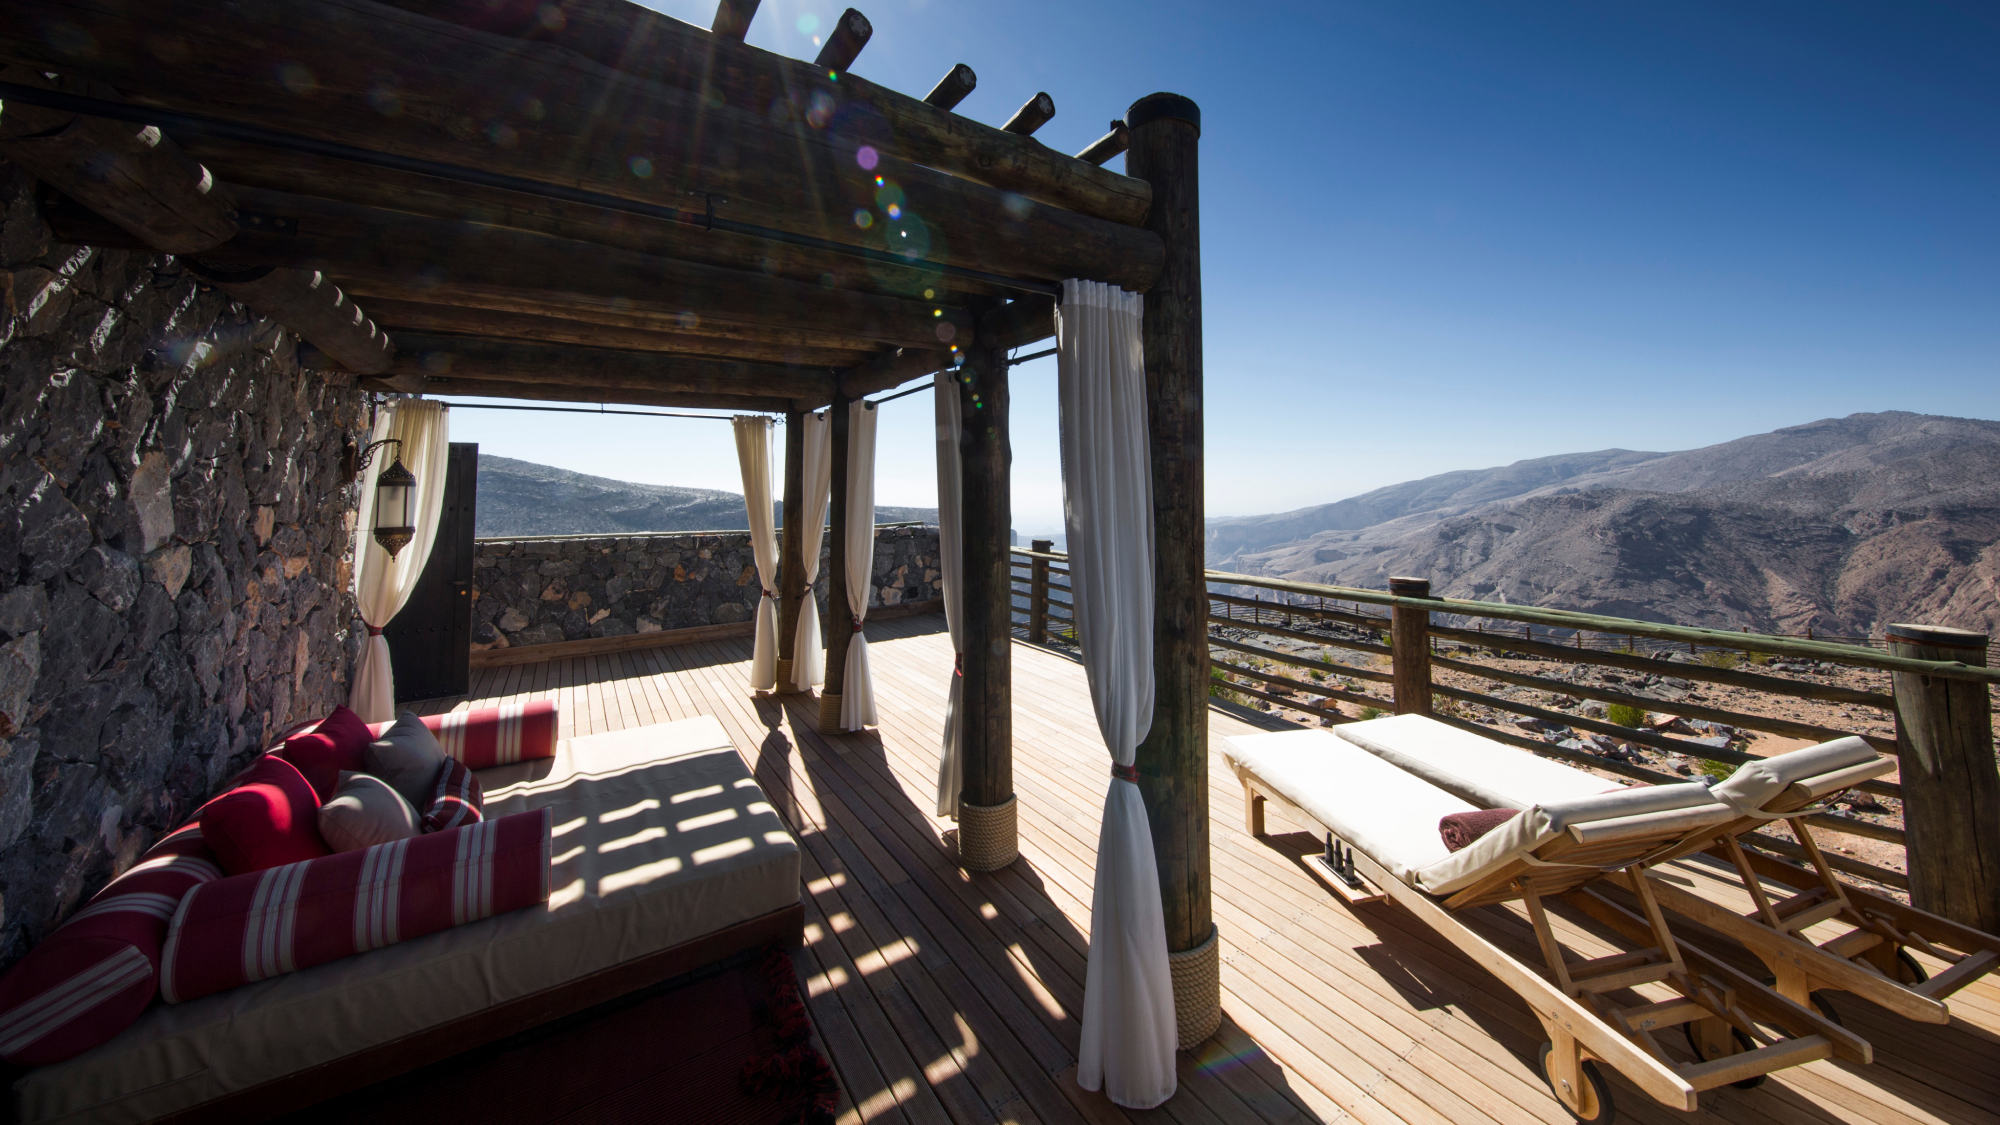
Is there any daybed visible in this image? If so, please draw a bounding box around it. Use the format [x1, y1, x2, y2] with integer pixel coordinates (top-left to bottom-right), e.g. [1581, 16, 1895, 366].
[1333, 713, 2000, 1024]
[1223, 728, 1865, 1123]
[10, 712, 801, 1125]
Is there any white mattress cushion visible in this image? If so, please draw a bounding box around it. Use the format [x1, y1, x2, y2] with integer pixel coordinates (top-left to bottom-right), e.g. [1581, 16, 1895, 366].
[1335, 714, 1628, 809]
[1709, 736, 1886, 816]
[16, 717, 800, 1125]
[1413, 782, 1729, 896]
[1222, 730, 1476, 886]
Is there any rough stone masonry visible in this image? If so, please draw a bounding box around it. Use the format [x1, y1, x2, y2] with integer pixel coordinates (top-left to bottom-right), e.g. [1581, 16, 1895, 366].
[0, 161, 369, 971]
[470, 525, 943, 649]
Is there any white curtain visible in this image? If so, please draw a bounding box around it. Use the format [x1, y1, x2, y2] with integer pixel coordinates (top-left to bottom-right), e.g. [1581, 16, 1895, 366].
[840, 399, 880, 729]
[790, 411, 833, 691]
[350, 399, 451, 723]
[734, 417, 780, 691]
[932, 370, 966, 818]
[1060, 280, 1177, 1109]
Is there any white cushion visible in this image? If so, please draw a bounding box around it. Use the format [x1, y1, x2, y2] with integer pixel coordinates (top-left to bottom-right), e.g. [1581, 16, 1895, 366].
[1709, 737, 1887, 816]
[1413, 782, 1730, 896]
[1335, 714, 1628, 809]
[1222, 730, 1475, 886]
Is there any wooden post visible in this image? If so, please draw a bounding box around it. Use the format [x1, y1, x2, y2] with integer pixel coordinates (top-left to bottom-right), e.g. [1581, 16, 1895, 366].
[819, 395, 854, 732]
[1029, 539, 1052, 645]
[1389, 576, 1433, 716]
[1126, 92, 1218, 1051]
[775, 407, 806, 691]
[955, 334, 1016, 871]
[1887, 624, 2000, 931]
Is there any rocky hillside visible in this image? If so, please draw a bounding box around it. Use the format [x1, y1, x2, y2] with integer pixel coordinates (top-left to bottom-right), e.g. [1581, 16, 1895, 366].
[475, 455, 936, 538]
[1216, 412, 2000, 637]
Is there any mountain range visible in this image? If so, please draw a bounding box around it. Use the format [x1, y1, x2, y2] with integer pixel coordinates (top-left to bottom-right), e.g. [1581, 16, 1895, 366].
[1208, 411, 2000, 637]
[474, 455, 937, 538]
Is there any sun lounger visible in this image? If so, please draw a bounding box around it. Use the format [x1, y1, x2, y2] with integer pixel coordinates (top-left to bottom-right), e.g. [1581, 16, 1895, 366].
[1332, 714, 2000, 1024]
[1224, 730, 1867, 1123]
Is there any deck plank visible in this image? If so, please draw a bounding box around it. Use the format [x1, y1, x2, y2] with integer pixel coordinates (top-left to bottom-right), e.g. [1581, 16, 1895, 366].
[442, 614, 2000, 1125]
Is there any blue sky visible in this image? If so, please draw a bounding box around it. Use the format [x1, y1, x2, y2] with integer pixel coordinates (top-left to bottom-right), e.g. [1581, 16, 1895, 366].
[445, 0, 2000, 536]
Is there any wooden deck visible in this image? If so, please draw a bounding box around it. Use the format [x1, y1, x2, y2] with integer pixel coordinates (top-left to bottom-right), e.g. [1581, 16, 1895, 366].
[414, 614, 2000, 1125]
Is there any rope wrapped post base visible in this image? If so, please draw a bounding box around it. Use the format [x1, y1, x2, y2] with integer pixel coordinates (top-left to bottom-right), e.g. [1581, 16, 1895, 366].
[773, 657, 794, 692]
[956, 794, 1018, 872]
[1168, 924, 1222, 1050]
[817, 692, 843, 733]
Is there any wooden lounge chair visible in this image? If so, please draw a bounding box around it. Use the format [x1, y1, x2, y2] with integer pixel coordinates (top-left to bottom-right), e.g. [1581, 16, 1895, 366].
[1223, 732, 1867, 1124]
[1335, 715, 2000, 1024]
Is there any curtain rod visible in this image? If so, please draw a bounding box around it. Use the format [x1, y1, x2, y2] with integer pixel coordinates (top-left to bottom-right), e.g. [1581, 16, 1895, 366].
[867, 343, 1058, 406]
[435, 400, 768, 421]
[0, 81, 1064, 299]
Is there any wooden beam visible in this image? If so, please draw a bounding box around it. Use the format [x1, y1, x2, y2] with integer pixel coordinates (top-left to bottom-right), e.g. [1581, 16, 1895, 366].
[353, 372, 794, 412]
[1889, 624, 2000, 931]
[979, 296, 1056, 352]
[360, 299, 867, 368]
[1001, 93, 1055, 137]
[187, 263, 395, 374]
[1127, 95, 1210, 983]
[838, 346, 955, 399]
[177, 136, 1016, 301]
[0, 1, 1164, 289]
[199, 186, 971, 352]
[923, 64, 977, 111]
[812, 8, 871, 72]
[775, 409, 807, 687]
[957, 325, 1014, 863]
[1077, 121, 1130, 167]
[0, 66, 235, 254]
[820, 392, 854, 730]
[375, 0, 1150, 226]
[371, 334, 836, 399]
[710, 0, 758, 40]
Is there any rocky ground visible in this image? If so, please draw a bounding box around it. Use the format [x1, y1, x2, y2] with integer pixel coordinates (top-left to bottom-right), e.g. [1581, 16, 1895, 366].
[1206, 618, 2000, 903]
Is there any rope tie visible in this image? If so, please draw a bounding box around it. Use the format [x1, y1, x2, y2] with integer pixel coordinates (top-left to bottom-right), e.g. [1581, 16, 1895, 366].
[366, 625, 383, 636]
[761, 588, 777, 599]
[1110, 763, 1139, 783]
[852, 615, 865, 632]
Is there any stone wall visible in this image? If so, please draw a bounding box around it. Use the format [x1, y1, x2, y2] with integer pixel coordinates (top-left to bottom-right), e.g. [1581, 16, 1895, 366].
[471, 525, 941, 649]
[0, 162, 368, 970]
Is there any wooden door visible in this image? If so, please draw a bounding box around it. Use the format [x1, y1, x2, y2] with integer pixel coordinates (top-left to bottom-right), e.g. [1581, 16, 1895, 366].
[387, 442, 477, 702]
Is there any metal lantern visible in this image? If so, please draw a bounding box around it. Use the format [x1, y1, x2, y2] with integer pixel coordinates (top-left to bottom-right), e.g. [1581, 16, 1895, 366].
[372, 456, 418, 559]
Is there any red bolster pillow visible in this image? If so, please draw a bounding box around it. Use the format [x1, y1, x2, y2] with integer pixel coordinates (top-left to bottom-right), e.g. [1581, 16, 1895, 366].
[159, 808, 552, 1004]
[366, 702, 560, 769]
[0, 826, 222, 1064]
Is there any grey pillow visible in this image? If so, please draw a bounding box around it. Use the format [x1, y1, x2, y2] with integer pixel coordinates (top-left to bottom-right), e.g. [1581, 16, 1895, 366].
[364, 711, 448, 808]
[318, 771, 421, 853]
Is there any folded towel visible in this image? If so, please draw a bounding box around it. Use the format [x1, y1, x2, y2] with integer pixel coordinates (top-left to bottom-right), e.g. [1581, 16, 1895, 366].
[1440, 808, 1520, 852]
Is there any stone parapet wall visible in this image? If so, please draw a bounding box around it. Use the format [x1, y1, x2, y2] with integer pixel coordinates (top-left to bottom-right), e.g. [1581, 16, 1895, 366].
[470, 525, 941, 650]
[0, 162, 368, 969]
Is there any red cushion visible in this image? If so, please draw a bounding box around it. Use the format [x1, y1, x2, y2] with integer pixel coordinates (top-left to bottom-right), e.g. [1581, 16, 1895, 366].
[315, 705, 374, 761]
[0, 826, 222, 1064]
[199, 757, 332, 875]
[160, 809, 552, 1004]
[421, 758, 485, 833]
[273, 706, 374, 802]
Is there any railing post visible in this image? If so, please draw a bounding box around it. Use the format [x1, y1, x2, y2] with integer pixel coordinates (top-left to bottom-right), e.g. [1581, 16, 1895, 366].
[1887, 623, 2000, 931]
[1029, 538, 1051, 644]
[1389, 576, 1432, 716]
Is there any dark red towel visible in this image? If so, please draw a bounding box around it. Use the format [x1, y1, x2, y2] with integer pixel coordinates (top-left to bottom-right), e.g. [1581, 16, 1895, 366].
[1439, 808, 1520, 852]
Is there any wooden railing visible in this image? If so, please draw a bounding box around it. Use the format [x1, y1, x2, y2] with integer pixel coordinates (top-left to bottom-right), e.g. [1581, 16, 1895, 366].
[1010, 547, 2000, 913]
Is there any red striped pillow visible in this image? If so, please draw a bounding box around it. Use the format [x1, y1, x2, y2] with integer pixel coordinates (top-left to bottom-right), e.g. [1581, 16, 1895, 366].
[0, 826, 222, 1064]
[159, 809, 551, 1004]
[426, 702, 559, 769]
[422, 758, 484, 833]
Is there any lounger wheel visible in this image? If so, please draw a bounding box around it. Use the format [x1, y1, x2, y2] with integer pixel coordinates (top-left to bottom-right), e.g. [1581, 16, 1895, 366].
[1893, 948, 1928, 985]
[1683, 1025, 1766, 1089]
[1538, 1041, 1615, 1124]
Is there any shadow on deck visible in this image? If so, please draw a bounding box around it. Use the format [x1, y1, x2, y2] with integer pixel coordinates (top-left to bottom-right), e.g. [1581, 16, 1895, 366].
[411, 613, 2000, 1125]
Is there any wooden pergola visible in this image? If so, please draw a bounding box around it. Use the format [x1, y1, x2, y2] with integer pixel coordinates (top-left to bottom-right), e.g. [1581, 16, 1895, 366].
[0, 0, 1218, 1044]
